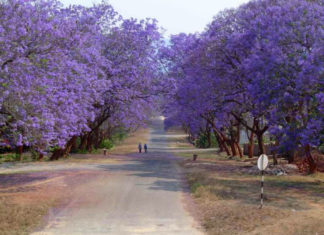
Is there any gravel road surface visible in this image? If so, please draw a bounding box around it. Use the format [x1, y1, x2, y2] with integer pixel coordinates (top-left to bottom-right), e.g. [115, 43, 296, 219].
[31, 117, 203, 235]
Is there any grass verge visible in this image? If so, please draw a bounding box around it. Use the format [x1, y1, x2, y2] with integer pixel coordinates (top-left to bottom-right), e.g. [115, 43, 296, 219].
[0, 196, 54, 235]
[168, 128, 324, 235]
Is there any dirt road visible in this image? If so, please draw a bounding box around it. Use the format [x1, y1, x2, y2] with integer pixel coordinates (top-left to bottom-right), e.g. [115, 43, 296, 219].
[30, 117, 202, 235]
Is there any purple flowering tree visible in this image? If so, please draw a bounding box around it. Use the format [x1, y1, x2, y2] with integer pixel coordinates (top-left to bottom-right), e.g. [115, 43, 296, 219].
[161, 0, 323, 172]
[0, 0, 162, 159]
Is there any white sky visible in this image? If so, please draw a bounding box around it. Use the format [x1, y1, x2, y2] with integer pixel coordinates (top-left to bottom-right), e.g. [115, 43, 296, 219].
[60, 0, 249, 36]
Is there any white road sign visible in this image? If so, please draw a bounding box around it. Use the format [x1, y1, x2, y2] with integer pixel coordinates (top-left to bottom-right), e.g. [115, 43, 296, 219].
[257, 154, 269, 171]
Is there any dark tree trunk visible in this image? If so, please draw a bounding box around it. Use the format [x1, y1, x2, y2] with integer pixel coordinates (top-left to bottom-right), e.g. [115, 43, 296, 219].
[229, 126, 237, 156]
[38, 153, 44, 160]
[272, 139, 278, 165]
[235, 142, 243, 158]
[247, 129, 255, 158]
[216, 135, 224, 152]
[50, 148, 64, 161]
[256, 133, 265, 155]
[188, 133, 195, 145]
[230, 141, 237, 156]
[71, 136, 78, 151]
[86, 134, 93, 152]
[248, 142, 254, 158]
[80, 134, 87, 150]
[206, 124, 211, 148]
[17, 146, 23, 161]
[305, 144, 317, 174]
[214, 130, 231, 156]
[222, 140, 231, 156]
[63, 136, 77, 156]
[97, 130, 105, 148]
[273, 153, 278, 165]
[287, 151, 295, 163]
[93, 128, 100, 149]
[235, 125, 243, 158]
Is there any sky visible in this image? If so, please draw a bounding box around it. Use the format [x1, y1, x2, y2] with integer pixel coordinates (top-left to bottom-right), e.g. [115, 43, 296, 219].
[60, 0, 250, 36]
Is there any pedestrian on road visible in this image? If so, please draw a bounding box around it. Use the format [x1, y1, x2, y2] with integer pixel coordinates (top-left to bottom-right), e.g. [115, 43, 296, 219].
[138, 143, 142, 153]
[144, 144, 148, 153]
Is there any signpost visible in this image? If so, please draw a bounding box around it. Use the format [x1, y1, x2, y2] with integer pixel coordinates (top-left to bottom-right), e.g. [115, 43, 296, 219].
[257, 154, 269, 208]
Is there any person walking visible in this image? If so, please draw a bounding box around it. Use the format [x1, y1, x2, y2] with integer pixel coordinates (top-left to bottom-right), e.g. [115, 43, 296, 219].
[138, 143, 142, 153]
[144, 143, 148, 153]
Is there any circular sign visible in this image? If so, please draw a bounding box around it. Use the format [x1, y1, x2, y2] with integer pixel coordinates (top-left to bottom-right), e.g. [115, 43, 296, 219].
[257, 154, 269, 171]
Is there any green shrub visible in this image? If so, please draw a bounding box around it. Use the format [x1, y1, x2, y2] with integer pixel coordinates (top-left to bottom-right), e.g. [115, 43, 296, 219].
[75, 137, 81, 149]
[319, 144, 324, 154]
[99, 139, 114, 149]
[195, 133, 218, 148]
[48, 146, 60, 153]
[0, 153, 19, 163]
[111, 131, 127, 143]
[75, 149, 88, 154]
[190, 182, 202, 193]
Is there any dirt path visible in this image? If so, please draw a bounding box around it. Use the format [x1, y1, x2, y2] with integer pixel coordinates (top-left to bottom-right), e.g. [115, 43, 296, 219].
[29, 117, 202, 235]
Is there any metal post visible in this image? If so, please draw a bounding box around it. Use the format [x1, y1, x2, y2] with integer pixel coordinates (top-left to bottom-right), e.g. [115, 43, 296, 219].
[260, 170, 264, 209]
[258, 154, 268, 209]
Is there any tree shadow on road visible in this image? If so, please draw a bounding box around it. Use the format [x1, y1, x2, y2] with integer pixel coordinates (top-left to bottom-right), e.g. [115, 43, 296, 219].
[97, 156, 187, 193]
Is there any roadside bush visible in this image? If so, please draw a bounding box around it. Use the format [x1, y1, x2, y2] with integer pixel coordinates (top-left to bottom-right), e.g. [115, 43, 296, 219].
[0, 153, 19, 163]
[319, 144, 324, 154]
[195, 133, 218, 148]
[111, 130, 127, 143]
[99, 139, 114, 149]
[190, 182, 202, 193]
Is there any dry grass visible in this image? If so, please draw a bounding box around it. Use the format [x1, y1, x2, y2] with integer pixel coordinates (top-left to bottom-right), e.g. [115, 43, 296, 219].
[186, 170, 324, 235]
[0, 169, 100, 234]
[0, 172, 67, 235]
[0, 196, 53, 235]
[168, 128, 324, 235]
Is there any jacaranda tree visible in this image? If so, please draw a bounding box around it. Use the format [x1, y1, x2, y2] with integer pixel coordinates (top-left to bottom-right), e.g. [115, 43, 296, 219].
[0, 0, 162, 159]
[162, 0, 323, 173]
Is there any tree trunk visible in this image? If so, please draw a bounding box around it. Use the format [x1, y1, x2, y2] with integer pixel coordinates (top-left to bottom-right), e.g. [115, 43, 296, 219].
[235, 124, 243, 158]
[216, 135, 224, 152]
[38, 153, 44, 160]
[17, 146, 23, 161]
[248, 143, 254, 158]
[229, 126, 237, 156]
[71, 136, 78, 151]
[214, 130, 230, 156]
[305, 144, 317, 174]
[86, 134, 93, 152]
[272, 139, 278, 165]
[63, 136, 77, 156]
[206, 124, 211, 148]
[287, 150, 295, 163]
[80, 134, 87, 150]
[97, 130, 105, 148]
[256, 133, 265, 155]
[93, 128, 100, 149]
[235, 142, 243, 158]
[222, 140, 231, 156]
[188, 133, 195, 145]
[50, 148, 64, 161]
[273, 153, 278, 165]
[248, 130, 255, 158]
[230, 141, 237, 156]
